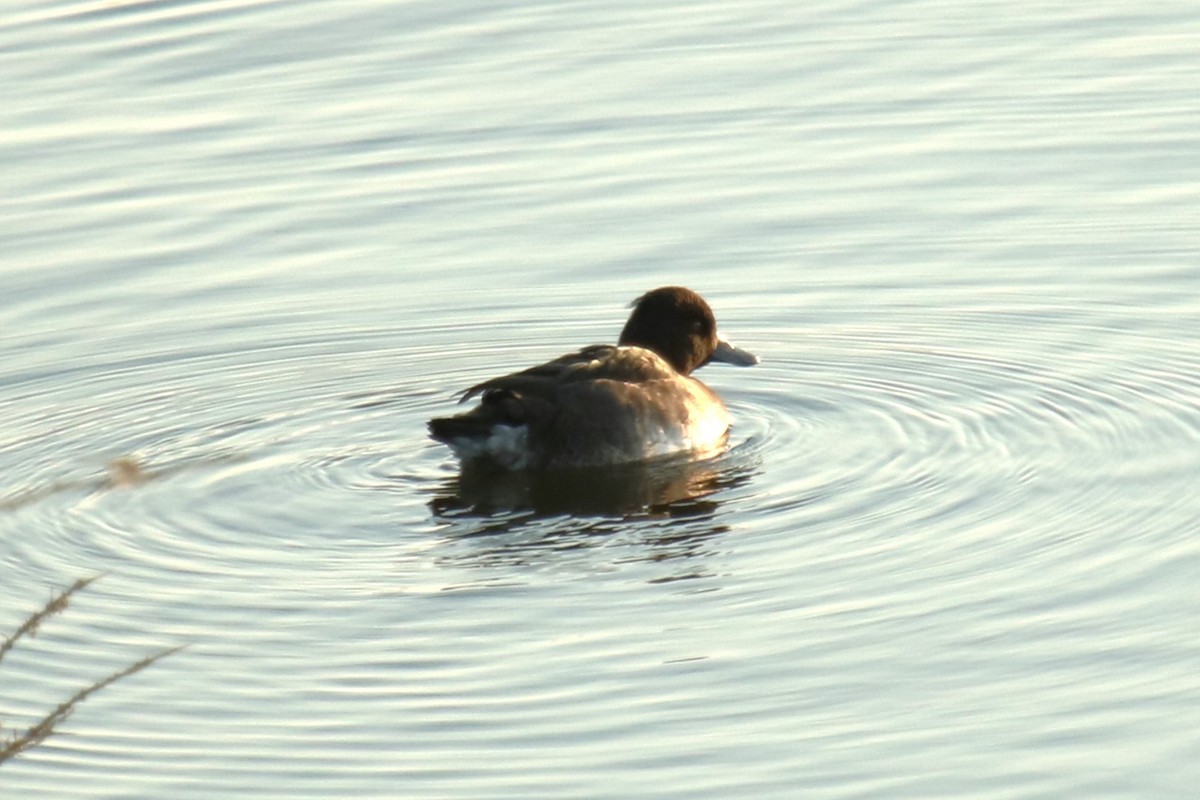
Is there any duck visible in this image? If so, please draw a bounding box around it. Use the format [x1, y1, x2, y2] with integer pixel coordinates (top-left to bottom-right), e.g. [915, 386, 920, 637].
[428, 286, 758, 470]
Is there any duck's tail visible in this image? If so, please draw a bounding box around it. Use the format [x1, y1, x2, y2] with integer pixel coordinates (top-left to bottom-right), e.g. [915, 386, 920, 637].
[428, 389, 532, 469]
[427, 414, 497, 444]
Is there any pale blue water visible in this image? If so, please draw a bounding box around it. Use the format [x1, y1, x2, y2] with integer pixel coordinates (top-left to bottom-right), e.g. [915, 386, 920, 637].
[2, 1, 1199, 797]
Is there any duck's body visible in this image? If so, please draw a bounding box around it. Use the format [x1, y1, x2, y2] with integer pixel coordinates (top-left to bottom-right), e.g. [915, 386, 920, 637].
[428, 287, 757, 470]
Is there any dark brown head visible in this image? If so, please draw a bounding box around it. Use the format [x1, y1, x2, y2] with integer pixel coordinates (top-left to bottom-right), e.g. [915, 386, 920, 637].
[618, 286, 758, 375]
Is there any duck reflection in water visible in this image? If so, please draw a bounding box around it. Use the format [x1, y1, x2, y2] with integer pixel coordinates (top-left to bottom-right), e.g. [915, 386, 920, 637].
[427, 453, 757, 581]
[429, 450, 750, 519]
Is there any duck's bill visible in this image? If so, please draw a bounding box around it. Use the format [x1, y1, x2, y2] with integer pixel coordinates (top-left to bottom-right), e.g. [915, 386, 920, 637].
[711, 337, 760, 366]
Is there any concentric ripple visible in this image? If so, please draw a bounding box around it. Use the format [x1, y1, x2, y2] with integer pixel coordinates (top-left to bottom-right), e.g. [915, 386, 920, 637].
[4, 288, 1199, 800]
[5, 0, 1200, 794]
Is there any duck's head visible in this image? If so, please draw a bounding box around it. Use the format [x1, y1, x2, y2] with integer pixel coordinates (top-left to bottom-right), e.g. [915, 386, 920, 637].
[618, 286, 759, 375]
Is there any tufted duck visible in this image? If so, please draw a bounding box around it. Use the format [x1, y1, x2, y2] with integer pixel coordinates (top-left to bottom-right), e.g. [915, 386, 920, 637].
[428, 286, 758, 469]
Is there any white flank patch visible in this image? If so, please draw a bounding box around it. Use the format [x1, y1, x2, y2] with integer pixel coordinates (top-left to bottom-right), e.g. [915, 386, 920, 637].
[691, 405, 732, 450]
[643, 403, 730, 459]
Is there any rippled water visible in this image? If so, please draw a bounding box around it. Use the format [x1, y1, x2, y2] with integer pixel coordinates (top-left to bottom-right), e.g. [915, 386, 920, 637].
[3, 0, 1200, 797]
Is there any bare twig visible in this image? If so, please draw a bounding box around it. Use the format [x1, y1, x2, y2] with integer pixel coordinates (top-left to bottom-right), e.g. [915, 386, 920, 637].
[1, 645, 183, 765]
[0, 576, 102, 667]
[1, 576, 180, 767]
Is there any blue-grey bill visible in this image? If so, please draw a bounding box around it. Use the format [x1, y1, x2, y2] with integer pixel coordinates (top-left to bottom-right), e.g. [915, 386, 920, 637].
[711, 337, 760, 366]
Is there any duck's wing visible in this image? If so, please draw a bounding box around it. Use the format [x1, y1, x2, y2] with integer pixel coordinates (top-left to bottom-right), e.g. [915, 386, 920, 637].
[458, 345, 674, 404]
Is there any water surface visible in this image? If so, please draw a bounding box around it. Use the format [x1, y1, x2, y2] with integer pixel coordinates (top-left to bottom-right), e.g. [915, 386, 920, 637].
[2, 0, 1199, 797]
